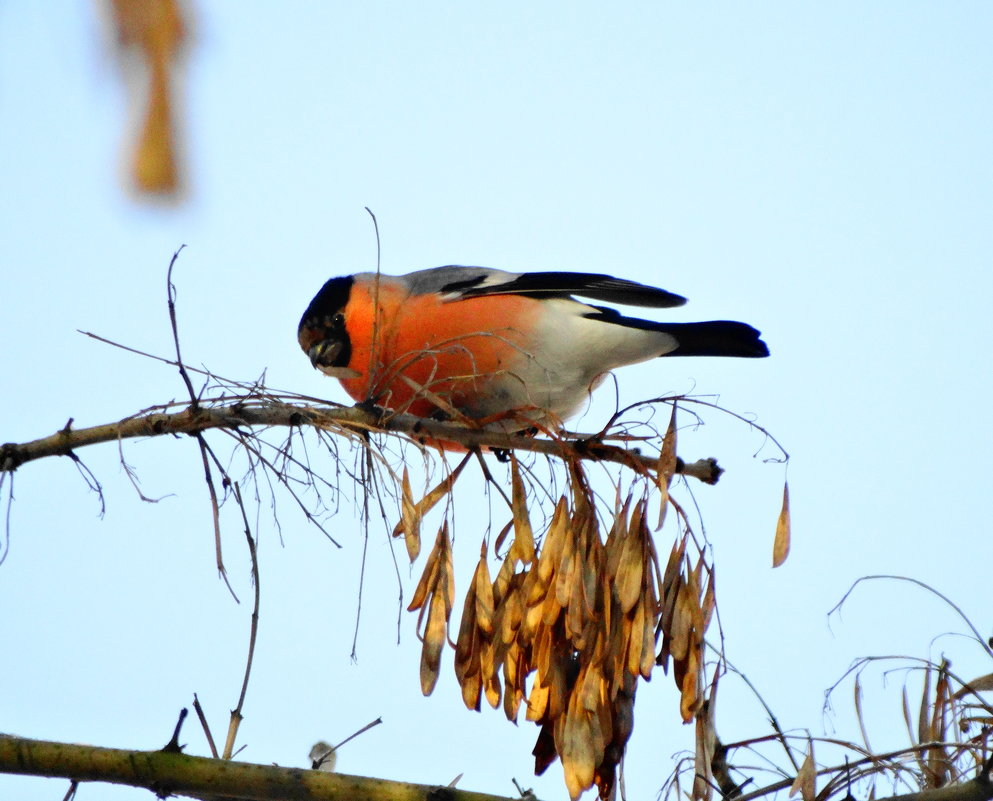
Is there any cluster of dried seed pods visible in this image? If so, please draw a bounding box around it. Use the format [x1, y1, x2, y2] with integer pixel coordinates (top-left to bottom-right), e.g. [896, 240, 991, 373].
[405, 455, 716, 800]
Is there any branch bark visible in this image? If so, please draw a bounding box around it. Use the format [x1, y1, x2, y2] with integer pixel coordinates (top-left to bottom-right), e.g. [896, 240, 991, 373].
[883, 778, 993, 801]
[0, 398, 722, 483]
[0, 733, 534, 801]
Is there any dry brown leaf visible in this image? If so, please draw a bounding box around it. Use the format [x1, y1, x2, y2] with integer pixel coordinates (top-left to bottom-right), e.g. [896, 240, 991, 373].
[639, 597, 657, 679]
[700, 568, 717, 632]
[658, 403, 679, 484]
[493, 519, 514, 556]
[679, 645, 701, 722]
[527, 677, 550, 722]
[407, 536, 441, 613]
[556, 541, 579, 609]
[657, 403, 678, 527]
[420, 592, 448, 695]
[395, 467, 421, 562]
[404, 459, 469, 540]
[669, 579, 693, 663]
[483, 661, 502, 709]
[626, 598, 645, 677]
[953, 672, 993, 698]
[788, 742, 816, 801]
[565, 562, 587, 641]
[509, 456, 536, 563]
[540, 577, 563, 626]
[492, 552, 516, 605]
[579, 530, 601, 619]
[439, 524, 456, 617]
[522, 595, 545, 640]
[503, 643, 524, 721]
[560, 705, 597, 800]
[454, 584, 477, 678]
[772, 481, 791, 567]
[615, 528, 644, 614]
[498, 586, 524, 646]
[473, 552, 495, 636]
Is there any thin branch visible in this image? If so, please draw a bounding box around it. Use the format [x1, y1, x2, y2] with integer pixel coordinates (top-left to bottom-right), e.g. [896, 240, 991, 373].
[831, 577, 993, 660]
[222, 482, 262, 761]
[166, 245, 199, 409]
[332, 717, 383, 753]
[191, 694, 219, 759]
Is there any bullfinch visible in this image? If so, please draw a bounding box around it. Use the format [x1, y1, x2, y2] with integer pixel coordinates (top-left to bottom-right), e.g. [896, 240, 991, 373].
[298, 266, 768, 429]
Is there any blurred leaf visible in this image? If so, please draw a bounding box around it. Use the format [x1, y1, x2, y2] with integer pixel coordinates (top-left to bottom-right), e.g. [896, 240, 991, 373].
[693, 699, 717, 801]
[789, 741, 816, 801]
[854, 675, 872, 753]
[108, 0, 187, 196]
[772, 481, 791, 567]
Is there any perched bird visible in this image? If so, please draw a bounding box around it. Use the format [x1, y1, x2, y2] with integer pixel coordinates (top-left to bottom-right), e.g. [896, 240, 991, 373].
[298, 266, 768, 429]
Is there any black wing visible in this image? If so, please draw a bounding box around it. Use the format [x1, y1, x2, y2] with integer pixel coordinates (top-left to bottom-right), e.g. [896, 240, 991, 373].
[438, 268, 688, 308]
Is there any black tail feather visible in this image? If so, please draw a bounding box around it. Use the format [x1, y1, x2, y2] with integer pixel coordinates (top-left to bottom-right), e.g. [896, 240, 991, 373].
[656, 320, 770, 358]
[584, 306, 769, 357]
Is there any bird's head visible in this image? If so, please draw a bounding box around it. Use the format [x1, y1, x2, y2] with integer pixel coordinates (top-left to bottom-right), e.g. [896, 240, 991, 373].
[297, 276, 361, 378]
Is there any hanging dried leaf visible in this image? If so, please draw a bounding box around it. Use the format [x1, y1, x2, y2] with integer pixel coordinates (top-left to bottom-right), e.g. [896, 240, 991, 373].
[394, 457, 469, 542]
[626, 598, 646, 677]
[772, 481, 791, 567]
[509, 456, 536, 563]
[615, 527, 644, 614]
[396, 468, 421, 562]
[407, 538, 441, 613]
[679, 644, 701, 722]
[527, 677, 550, 722]
[657, 403, 679, 527]
[420, 591, 448, 695]
[473, 551, 496, 636]
[560, 705, 597, 800]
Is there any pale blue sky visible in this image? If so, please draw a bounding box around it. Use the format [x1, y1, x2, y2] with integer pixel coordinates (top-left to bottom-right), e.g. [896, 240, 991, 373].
[2, 4, 992, 800]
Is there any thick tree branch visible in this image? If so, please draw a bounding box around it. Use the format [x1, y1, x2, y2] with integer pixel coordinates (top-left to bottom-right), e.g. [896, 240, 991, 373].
[0, 398, 723, 483]
[0, 733, 534, 801]
[883, 777, 993, 801]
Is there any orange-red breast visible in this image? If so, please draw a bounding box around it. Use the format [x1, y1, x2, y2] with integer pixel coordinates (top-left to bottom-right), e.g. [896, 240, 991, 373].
[298, 266, 768, 429]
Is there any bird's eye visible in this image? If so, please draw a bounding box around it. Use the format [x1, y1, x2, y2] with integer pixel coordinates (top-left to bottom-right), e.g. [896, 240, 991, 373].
[333, 313, 345, 327]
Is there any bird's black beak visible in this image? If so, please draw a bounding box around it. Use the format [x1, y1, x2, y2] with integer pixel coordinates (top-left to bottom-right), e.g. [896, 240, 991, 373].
[309, 339, 344, 369]
[308, 339, 361, 379]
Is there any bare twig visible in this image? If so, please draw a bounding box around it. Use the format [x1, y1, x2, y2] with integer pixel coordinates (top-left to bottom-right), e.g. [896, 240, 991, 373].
[831, 577, 993, 660]
[191, 693, 219, 759]
[166, 245, 198, 409]
[332, 717, 383, 752]
[222, 482, 261, 760]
